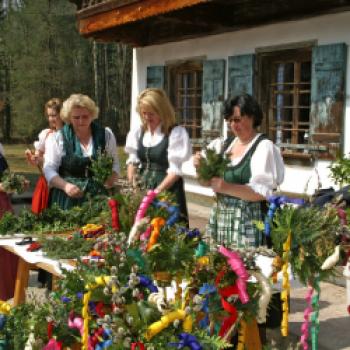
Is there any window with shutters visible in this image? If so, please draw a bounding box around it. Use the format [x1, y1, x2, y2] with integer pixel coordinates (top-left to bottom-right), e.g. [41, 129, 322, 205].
[259, 48, 313, 159]
[167, 61, 203, 139]
[258, 43, 347, 160]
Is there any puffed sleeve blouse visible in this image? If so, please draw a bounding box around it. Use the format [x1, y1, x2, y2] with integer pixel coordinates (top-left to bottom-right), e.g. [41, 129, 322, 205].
[44, 127, 120, 184]
[125, 125, 192, 176]
[33, 128, 52, 153]
[209, 134, 284, 198]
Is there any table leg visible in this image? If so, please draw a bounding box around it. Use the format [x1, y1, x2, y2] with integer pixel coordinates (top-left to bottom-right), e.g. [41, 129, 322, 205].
[13, 257, 30, 306]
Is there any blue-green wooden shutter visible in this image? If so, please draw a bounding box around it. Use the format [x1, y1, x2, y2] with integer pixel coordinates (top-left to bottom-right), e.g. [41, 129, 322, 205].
[228, 54, 255, 98]
[202, 59, 225, 134]
[146, 66, 165, 88]
[310, 43, 347, 158]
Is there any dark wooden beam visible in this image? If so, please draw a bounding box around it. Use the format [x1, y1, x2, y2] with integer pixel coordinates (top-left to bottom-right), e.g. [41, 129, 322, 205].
[77, 0, 210, 36]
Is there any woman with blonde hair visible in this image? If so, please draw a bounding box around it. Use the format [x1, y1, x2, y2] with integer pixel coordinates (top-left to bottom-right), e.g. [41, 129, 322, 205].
[125, 88, 192, 223]
[43, 93, 120, 210]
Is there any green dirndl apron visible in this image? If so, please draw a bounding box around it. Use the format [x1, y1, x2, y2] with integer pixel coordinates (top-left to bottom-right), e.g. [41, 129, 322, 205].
[137, 129, 189, 224]
[207, 134, 267, 248]
[49, 122, 108, 210]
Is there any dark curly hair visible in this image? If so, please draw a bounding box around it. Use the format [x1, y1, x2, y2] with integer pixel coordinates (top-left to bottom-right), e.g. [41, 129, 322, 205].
[223, 94, 263, 128]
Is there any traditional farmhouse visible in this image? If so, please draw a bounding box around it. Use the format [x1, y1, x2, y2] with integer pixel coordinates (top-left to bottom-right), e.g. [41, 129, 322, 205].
[69, 0, 350, 197]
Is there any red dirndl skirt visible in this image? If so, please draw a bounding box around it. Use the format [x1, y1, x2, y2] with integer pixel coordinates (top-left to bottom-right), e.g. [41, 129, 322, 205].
[31, 175, 49, 214]
[0, 192, 18, 301]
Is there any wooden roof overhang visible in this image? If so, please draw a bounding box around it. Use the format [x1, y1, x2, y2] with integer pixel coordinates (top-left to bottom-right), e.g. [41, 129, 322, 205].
[69, 0, 350, 46]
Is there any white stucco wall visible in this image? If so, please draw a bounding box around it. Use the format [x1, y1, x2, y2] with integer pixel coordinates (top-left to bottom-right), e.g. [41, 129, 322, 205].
[130, 11, 350, 197]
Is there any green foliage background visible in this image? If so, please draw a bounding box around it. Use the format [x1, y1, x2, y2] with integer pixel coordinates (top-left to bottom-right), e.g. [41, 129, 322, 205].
[0, 0, 132, 141]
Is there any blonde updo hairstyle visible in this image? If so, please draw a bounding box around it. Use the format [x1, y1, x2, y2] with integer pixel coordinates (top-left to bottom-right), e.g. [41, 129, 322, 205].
[136, 88, 176, 135]
[44, 98, 63, 118]
[60, 93, 99, 124]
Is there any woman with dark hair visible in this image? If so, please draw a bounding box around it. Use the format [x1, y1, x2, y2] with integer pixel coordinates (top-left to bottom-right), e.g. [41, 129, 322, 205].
[194, 94, 284, 248]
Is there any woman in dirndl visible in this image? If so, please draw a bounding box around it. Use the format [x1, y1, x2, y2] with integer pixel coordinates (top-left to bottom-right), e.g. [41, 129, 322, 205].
[25, 98, 64, 214]
[194, 94, 284, 248]
[43, 94, 120, 210]
[125, 88, 192, 224]
[0, 143, 18, 300]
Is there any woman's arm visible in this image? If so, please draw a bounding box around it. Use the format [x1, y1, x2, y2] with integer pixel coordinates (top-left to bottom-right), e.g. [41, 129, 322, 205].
[155, 173, 180, 193]
[43, 132, 82, 198]
[210, 177, 265, 201]
[104, 128, 120, 188]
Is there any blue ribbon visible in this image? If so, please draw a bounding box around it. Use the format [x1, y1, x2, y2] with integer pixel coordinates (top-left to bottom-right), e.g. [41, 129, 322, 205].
[138, 274, 158, 293]
[198, 284, 217, 330]
[95, 328, 113, 350]
[0, 315, 7, 331]
[168, 333, 203, 350]
[265, 195, 305, 236]
[153, 199, 180, 226]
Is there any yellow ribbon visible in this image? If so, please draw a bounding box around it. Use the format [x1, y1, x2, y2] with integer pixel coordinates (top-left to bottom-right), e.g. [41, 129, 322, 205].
[281, 232, 291, 337]
[145, 309, 186, 340]
[197, 256, 209, 266]
[237, 320, 246, 350]
[0, 300, 11, 315]
[146, 217, 166, 251]
[85, 276, 118, 294]
[82, 291, 91, 350]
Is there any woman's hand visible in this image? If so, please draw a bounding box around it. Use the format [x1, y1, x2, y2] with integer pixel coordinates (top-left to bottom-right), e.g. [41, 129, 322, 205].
[104, 172, 118, 189]
[64, 183, 83, 198]
[210, 176, 228, 194]
[193, 151, 202, 169]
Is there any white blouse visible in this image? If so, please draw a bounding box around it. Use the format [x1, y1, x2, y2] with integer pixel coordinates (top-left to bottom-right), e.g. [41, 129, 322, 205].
[208, 134, 285, 198]
[34, 128, 53, 153]
[44, 127, 120, 184]
[125, 125, 192, 176]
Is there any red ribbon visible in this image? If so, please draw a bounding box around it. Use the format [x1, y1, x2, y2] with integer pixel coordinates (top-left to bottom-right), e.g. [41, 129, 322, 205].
[215, 270, 238, 337]
[131, 342, 145, 349]
[108, 198, 120, 231]
[47, 321, 54, 339]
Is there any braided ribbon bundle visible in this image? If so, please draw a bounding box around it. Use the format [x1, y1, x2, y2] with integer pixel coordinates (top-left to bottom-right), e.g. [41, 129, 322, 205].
[281, 232, 291, 337]
[300, 285, 313, 350]
[145, 309, 192, 340]
[146, 217, 166, 251]
[311, 276, 320, 350]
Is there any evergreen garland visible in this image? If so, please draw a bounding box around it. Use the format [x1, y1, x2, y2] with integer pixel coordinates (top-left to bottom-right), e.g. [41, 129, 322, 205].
[196, 148, 229, 182]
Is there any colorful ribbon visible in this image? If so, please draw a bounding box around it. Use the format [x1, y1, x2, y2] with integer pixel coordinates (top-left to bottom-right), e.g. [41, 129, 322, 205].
[138, 274, 158, 293]
[131, 342, 145, 350]
[169, 333, 203, 350]
[311, 276, 320, 350]
[218, 246, 249, 304]
[146, 217, 166, 251]
[281, 232, 291, 337]
[237, 320, 247, 350]
[215, 270, 239, 338]
[0, 315, 7, 331]
[0, 300, 11, 315]
[95, 328, 113, 350]
[68, 314, 84, 336]
[195, 241, 208, 258]
[198, 284, 217, 331]
[265, 196, 305, 236]
[135, 190, 158, 222]
[82, 291, 91, 350]
[153, 199, 180, 226]
[43, 338, 62, 350]
[300, 284, 313, 350]
[145, 309, 186, 340]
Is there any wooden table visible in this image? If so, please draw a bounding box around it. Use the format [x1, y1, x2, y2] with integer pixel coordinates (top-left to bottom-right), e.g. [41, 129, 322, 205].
[0, 239, 73, 306]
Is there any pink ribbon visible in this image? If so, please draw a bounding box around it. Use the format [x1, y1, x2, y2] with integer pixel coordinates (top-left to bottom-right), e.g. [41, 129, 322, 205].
[218, 246, 249, 304]
[68, 314, 84, 336]
[43, 338, 62, 350]
[135, 190, 157, 222]
[300, 285, 313, 350]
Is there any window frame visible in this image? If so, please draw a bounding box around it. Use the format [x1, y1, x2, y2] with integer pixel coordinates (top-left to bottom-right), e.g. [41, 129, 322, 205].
[167, 60, 203, 141]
